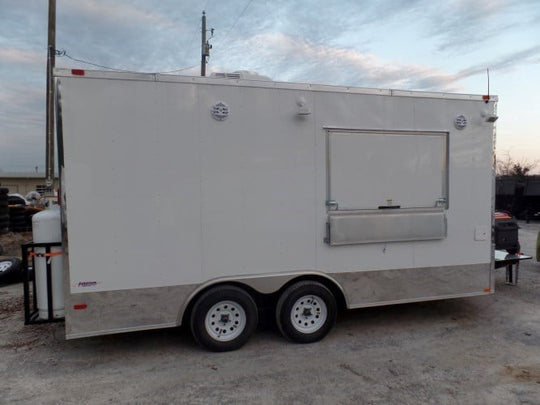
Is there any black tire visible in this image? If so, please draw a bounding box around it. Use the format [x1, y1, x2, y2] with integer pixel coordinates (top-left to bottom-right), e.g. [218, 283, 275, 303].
[0, 187, 8, 194]
[0, 258, 22, 284]
[9, 220, 25, 226]
[276, 281, 337, 344]
[190, 285, 258, 352]
[7, 196, 25, 205]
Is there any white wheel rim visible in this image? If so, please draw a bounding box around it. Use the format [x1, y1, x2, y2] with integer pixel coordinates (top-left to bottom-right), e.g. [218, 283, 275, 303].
[204, 300, 247, 342]
[290, 294, 327, 334]
[0, 261, 12, 273]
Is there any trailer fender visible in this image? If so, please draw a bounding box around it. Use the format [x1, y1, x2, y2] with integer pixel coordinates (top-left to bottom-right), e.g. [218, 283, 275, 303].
[176, 271, 348, 325]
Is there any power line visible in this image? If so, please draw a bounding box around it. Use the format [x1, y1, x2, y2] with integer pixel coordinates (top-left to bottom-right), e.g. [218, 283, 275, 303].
[159, 64, 199, 74]
[58, 51, 142, 73]
[52, 2, 253, 77]
[215, 0, 253, 48]
[56, 50, 198, 75]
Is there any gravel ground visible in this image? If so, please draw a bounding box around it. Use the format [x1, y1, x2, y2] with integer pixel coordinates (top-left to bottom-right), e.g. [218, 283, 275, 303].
[1, 223, 539, 404]
[0, 231, 32, 257]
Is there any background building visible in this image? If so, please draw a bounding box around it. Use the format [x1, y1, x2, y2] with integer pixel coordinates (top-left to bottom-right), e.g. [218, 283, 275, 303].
[0, 173, 57, 196]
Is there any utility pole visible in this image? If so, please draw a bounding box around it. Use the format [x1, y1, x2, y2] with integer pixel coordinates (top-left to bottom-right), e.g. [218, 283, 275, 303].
[200, 11, 213, 76]
[45, 0, 56, 190]
[201, 11, 207, 76]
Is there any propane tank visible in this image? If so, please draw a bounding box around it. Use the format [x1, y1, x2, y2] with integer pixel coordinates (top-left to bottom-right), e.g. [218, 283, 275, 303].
[32, 204, 64, 319]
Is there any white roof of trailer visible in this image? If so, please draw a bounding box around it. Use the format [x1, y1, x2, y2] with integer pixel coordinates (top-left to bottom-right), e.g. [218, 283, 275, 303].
[54, 68, 497, 102]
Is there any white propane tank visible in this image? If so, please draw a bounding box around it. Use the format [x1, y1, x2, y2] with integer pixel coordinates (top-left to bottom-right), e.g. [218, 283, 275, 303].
[32, 204, 64, 319]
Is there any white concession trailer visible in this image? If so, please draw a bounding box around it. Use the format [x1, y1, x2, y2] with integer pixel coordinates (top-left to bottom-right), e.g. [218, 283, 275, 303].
[54, 68, 496, 351]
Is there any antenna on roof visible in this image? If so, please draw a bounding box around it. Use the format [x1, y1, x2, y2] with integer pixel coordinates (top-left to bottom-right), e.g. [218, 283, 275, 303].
[483, 68, 490, 104]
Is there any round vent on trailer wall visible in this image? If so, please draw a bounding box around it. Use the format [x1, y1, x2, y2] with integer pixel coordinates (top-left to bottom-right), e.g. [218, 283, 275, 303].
[211, 102, 229, 121]
[454, 114, 467, 130]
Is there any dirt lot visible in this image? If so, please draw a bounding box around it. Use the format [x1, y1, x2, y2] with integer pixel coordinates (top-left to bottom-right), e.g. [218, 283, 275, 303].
[1, 223, 539, 404]
[0, 231, 32, 257]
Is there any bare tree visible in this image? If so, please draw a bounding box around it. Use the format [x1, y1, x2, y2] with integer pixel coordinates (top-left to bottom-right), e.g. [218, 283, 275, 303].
[496, 152, 537, 179]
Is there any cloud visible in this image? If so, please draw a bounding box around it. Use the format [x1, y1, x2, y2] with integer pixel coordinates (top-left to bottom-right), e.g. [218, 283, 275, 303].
[211, 31, 540, 93]
[213, 33, 459, 91]
[0, 83, 45, 172]
[54, 0, 200, 73]
[60, 0, 172, 27]
[0, 83, 44, 131]
[456, 43, 540, 79]
[425, 0, 540, 53]
[0, 48, 44, 65]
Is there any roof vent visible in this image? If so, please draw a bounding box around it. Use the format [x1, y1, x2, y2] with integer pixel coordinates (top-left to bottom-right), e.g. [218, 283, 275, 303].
[211, 72, 241, 79]
[210, 70, 272, 81]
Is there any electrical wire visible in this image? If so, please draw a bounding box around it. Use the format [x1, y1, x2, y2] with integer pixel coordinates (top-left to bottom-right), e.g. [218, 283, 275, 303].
[55, 1, 253, 76]
[215, 0, 253, 48]
[159, 65, 199, 74]
[56, 50, 198, 75]
[57, 50, 142, 73]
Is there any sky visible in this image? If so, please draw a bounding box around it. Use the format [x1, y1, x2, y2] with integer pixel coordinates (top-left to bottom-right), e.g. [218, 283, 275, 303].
[1, 0, 539, 173]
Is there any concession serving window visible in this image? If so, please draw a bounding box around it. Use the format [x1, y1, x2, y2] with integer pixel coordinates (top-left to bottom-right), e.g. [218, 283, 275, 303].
[325, 129, 448, 245]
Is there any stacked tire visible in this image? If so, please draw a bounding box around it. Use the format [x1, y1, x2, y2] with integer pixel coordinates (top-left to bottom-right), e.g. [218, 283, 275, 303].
[0, 187, 8, 234]
[9, 206, 28, 232]
[25, 208, 41, 232]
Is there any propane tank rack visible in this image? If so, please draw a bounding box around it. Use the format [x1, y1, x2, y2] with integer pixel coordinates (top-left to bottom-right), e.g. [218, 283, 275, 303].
[22, 242, 64, 324]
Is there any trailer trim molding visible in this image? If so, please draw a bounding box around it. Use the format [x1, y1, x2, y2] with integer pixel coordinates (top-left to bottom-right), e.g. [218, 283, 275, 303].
[65, 263, 490, 339]
[53, 68, 498, 102]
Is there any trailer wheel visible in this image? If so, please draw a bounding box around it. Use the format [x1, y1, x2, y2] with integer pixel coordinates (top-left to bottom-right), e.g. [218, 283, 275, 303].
[190, 285, 258, 352]
[276, 281, 337, 344]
